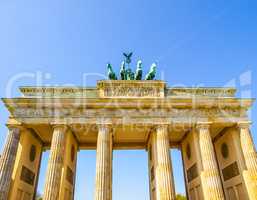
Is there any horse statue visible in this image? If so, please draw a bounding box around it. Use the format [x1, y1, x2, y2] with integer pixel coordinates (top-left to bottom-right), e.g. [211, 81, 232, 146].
[107, 63, 117, 80]
[145, 63, 157, 80]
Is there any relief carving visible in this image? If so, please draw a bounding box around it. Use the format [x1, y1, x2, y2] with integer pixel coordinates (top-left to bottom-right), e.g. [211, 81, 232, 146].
[103, 86, 161, 97]
[12, 107, 245, 119]
[97, 81, 165, 98]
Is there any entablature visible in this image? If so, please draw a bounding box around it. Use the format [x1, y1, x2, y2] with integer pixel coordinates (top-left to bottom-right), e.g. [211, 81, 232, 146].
[18, 81, 237, 98]
[1, 80, 255, 147]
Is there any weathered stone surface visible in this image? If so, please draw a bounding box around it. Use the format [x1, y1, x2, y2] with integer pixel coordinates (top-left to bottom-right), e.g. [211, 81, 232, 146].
[94, 124, 112, 200]
[151, 125, 176, 200]
[238, 122, 257, 200]
[197, 123, 225, 200]
[97, 80, 165, 98]
[0, 128, 20, 200]
[0, 81, 256, 200]
[43, 125, 67, 200]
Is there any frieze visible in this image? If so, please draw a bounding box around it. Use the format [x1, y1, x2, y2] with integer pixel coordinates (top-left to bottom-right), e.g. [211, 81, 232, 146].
[19, 87, 98, 98]
[12, 107, 246, 119]
[103, 87, 162, 97]
[19, 86, 237, 98]
[167, 87, 236, 97]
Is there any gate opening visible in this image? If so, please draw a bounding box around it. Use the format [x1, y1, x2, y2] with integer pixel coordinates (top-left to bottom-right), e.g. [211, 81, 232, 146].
[113, 150, 149, 200]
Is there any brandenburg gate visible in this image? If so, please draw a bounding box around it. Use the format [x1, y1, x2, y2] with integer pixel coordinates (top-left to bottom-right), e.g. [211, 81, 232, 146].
[0, 80, 257, 200]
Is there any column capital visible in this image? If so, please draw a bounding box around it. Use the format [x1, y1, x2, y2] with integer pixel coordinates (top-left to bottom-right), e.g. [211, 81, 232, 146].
[6, 124, 25, 132]
[96, 123, 112, 128]
[51, 124, 68, 132]
[96, 118, 112, 125]
[237, 121, 252, 129]
[153, 124, 169, 131]
[96, 118, 113, 129]
[96, 124, 113, 137]
[155, 124, 169, 130]
[196, 122, 212, 130]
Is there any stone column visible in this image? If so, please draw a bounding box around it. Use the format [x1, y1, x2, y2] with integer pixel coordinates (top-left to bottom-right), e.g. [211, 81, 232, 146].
[238, 122, 257, 174]
[153, 125, 176, 200]
[94, 124, 112, 200]
[238, 121, 257, 199]
[0, 127, 20, 200]
[197, 122, 225, 200]
[43, 125, 67, 200]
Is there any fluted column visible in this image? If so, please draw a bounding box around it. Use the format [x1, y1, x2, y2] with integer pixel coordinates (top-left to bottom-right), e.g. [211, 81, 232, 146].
[94, 124, 112, 200]
[153, 125, 176, 200]
[238, 122, 257, 174]
[43, 125, 67, 200]
[238, 121, 257, 199]
[0, 127, 20, 200]
[197, 123, 225, 200]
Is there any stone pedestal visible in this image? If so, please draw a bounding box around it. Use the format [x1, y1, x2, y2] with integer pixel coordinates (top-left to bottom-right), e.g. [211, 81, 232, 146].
[0, 127, 20, 200]
[43, 125, 67, 200]
[238, 122, 257, 200]
[94, 125, 112, 200]
[151, 125, 176, 200]
[197, 123, 225, 200]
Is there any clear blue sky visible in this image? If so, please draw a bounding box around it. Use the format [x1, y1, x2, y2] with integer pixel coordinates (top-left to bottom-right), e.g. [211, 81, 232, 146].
[0, 1, 257, 199]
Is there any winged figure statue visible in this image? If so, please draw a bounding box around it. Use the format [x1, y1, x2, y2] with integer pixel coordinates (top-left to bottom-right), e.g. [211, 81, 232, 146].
[123, 52, 133, 64]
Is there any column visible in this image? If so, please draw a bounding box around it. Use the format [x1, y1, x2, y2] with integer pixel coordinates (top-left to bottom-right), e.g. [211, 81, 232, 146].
[238, 122, 257, 199]
[94, 124, 112, 200]
[152, 125, 176, 200]
[238, 122, 257, 174]
[43, 125, 67, 200]
[58, 130, 78, 200]
[197, 122, 225, 200]
[0, 127, 20, 200]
